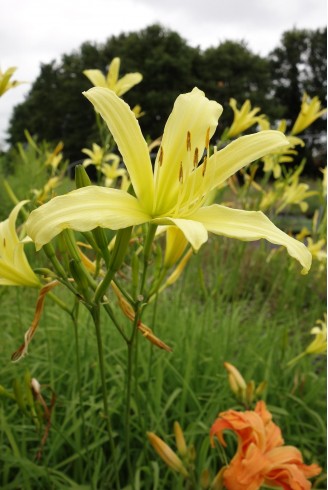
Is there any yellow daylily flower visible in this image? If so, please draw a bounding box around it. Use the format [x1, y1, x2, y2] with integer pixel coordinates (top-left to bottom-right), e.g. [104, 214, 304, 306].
[226, 98, 265, 138]
[287, 315, 327, 366]
[0, 66, 25, 96]
[100, 160, 127, 188]
[291, 93, 327, 135]
[259, 119, 304, 178]
[26, 88, 311, 274]
[306, 315, 327, 355]
[306, 237, 327, 263]
[0, 202, 40, 287]
[83, 57, 142, 96]
[45, 141, 64, 171]
[82, 143, 114, 167]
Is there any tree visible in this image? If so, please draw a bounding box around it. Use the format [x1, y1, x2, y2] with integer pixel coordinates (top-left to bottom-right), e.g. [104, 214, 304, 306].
[200, 40, 274, 132]
[269, 27, 327, 171]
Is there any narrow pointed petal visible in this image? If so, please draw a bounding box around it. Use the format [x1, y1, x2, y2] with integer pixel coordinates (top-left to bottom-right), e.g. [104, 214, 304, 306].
[107, 57, 120, 87]
[83, 87, 154, 211]
[83, 69, 107, 88]
[210, 131, 289, 187]
[191, 204, 312, 273]
[0, 201, 40, 287]
[115, 73, 143, 96]
[152, 216, 208, 251]
[26, 187, 150, 249]
[187, 131, 289, 199]
[153, 87, 223, 214]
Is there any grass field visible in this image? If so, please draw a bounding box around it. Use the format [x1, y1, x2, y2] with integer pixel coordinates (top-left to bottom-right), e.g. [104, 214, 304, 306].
[0, 234, 326, 489]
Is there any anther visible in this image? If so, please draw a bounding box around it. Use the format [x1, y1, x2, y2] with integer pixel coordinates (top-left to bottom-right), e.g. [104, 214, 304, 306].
[179, 163, 183, 183]
[159, 146, 164, 167]
[205, 127, 210, 148]
[186, 131, 191, 151]
[193, 148, 199, 168]
[3, 238, 6, 247]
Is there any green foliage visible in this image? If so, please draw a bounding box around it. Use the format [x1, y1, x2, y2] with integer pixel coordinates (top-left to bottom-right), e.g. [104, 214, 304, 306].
[0, 238, 326, 489]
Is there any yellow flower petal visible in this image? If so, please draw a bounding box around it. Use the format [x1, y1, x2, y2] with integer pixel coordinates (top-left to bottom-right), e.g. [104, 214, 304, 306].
[106, 57, 120, 87]
[0, 201, 40, 287]
[115, 73, 143, 96]
[209, 130, 289, 189]
[191, 204, 312, 274]
[152, 216, 208, 252]
[83, 87, 154, 212]
[26, 187, 150, 249]
[153, 87, 223, 215]
[83, 69, 107, 88]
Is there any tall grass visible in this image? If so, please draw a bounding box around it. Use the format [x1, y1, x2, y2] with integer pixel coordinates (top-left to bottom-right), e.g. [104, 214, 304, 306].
[0, 237, 326, 489]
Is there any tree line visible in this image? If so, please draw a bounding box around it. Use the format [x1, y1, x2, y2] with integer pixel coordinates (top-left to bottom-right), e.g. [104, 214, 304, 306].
[7, 24, 327, 171]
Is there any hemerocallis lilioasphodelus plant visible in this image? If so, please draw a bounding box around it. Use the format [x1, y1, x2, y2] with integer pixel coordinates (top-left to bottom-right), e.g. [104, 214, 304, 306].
[0, 66, 25, 97]
[291, 92, 327, 136]
[83, 57, 142, 97]
[26, 87, 311, 274]
[0, 201, 40, 287]
[226, 98, 265, 138]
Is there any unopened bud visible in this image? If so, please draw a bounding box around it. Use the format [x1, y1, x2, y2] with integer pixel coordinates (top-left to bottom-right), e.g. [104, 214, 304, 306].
[224, 362, 247, 399]
[174, 421, 187, 457]
[246, 380, 255, 405]
[75, 164, 92, 188]
[31, 378, 41, 396]
[147, 432, 189, 477]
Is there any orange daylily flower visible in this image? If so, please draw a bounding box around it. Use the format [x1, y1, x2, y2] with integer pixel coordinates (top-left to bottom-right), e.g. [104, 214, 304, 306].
[210, 400, 321, 490]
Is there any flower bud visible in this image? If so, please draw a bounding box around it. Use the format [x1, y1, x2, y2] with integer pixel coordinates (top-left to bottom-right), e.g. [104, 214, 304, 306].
[75, 164, 92, 188]
[147, 432, 189, 477]
[174, 421, 187, 457]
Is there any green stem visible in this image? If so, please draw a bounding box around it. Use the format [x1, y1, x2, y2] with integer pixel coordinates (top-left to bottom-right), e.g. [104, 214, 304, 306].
[125, 309, 140, 487]
[140, 224, 157, 296]
[71, 303, 91, 483]
[43, 243, 68, 279]
[92, 305, 121, 489]
[93, 227, 132, 303]
[102, 302, 129, 342]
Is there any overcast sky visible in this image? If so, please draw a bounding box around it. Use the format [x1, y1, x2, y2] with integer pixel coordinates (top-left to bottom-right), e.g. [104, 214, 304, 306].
[0, 0, 326, 147]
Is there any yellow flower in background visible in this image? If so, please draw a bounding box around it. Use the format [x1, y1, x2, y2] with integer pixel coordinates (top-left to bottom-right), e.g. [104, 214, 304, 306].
[82, 143, 114, 168]
[0, 202, 40, 287]
[306, 315, 327, 355]
[291, 92, 327, 135]
[26, 87, 311, 274]
[0, 66, 25, 96]
[100, 160, 127, 187]
[226, 98, 265, 138]
[83, 57, 142, 96]
[274, 179, 317, 215]
[82, 144, 127, 186]
[32, 176, 61, 204]
[260, 162, 317, 215]
[45, 141, 64, 171]
[132, 104, 145, 119]
[259, 119, 304, 178]
[287, 315, 327, 366]
[306, 237, 326, 264]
